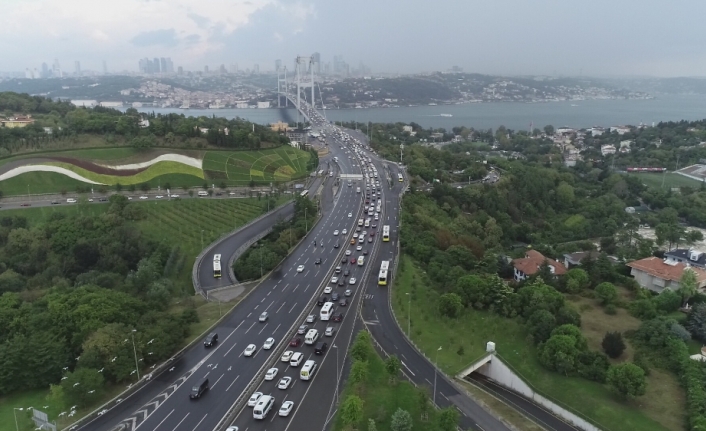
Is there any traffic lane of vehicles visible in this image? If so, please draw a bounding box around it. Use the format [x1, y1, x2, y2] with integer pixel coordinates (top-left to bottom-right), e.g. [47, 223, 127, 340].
[92, 189, 362, 431]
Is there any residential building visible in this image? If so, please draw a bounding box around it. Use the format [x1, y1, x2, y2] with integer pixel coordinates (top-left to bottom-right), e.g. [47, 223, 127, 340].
[663, 249, 706, 270]
[402, 125, 413, 133]
[271, 121, 289, 132]
[610, 126, 631, 135]
[1, 116, 35, 128]
[601, 145, 616, 156]
[512, 250, 567, 282]
[563, 251, 619, 268]
[627, 256, 706, 293]
[257, 101, 270, 108]
[589, 127, 605, 136]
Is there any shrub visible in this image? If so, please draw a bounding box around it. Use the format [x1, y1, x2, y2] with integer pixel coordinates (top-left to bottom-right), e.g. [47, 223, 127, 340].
[602, 331, 626, 359]
[607, 363, 646, 399]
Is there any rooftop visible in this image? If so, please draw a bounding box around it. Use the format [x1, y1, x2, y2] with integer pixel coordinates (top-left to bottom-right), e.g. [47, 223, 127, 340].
[513, 249, 567, 276]
[627, 256, 706, 283]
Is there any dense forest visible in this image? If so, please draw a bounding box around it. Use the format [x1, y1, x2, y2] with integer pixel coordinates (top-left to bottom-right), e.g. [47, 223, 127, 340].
[0, 92, 289, 154]
[366, 118, 706, 430]
[0, 196, 197, 409]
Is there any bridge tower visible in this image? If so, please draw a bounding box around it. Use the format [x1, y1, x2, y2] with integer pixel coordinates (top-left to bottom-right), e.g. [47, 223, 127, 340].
[295, 56, 315, 110]
[276, 66, 288, 108]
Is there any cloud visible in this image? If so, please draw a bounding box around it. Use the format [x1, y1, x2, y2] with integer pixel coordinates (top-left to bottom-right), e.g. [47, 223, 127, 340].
[131, 29, 179, 47]
[187, 12, 211, 29]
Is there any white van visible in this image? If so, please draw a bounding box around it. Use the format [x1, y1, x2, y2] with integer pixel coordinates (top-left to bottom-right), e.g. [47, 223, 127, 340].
[300, 360, 318, 381]
[357, 256, 365, 266]
[197, 190, 208, 197]
[358, 219, 364, 227]
[253, 395, 275, 420]
[66, 198, 77, 203]
[364, 219, 370, 228]
[289, 352, 304, 367]
[305, 329, 319, 345]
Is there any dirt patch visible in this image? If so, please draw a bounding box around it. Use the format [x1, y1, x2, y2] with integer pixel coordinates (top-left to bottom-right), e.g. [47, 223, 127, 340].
[50, 157, 148, 176]
[204, 170, 228, 180]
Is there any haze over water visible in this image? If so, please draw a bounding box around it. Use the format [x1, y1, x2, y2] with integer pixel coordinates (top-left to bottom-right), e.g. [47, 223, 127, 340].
[136, 95, 706, 131]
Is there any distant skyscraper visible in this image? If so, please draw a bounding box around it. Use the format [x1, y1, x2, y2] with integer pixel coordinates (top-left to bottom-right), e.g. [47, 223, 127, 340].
[102, 60, 107, 75]
[52, 58, 62, 78]
[74, 61, 81, 76]
[41, 62, 49, 78]
[177, 66, 183, 75]
[165, 58, 174, 73]
[311, 52, 320, 74]
[219, 64, 226, 74]
[275, 59, 282, 71]
[153, 58, 160, 73]
[160, 58, 167, 73]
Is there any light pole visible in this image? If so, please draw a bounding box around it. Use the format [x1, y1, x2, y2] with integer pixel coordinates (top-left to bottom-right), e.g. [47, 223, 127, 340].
[406, 292, 411, 336]
[433, 346, 442, 405]
[130, 329, 140, 380]
[333, 344, 339, 405]
[13, 407, 24, 431]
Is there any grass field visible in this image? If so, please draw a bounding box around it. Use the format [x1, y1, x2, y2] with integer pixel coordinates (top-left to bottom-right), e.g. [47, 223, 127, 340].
[332, 335, 442, 431]
[629, 172, 703, 189]
[202, 147, 310, 185]
[391, 255, 676, 431]
[46, 160, 205, 185]
[0, 197, 289, 430]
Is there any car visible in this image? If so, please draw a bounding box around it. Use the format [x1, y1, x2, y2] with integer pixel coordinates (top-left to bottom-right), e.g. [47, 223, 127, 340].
[345, 250, 352, 256]
[339, 298, 349, 306]
[350, 239, 356, 245]
[334, 243, 340, 249]
[265, 368, 279, 381]
[51, 200, 59, 205]
[356, 245, 363, 251]
[289, 337, 302, 347]
[342, 229, 347, 235]
[278, 376, 292, 390]
[353, 233, 358, 239]
[349, 277, 357, 285]
[127, 197, 133, 200]
[345, 289, 352, 297]
[337, 279, 345, 287]
[88, 198, 94, 202]
[204, 332, 218, 347]
[226, 427, 239, 431]
[139, 196, 148, 200]
[259, 312, 269, 322]
[244, 344, 257, 356]
[281, 350, 294, 362]
[375, 214, 379, 220]
[350, 257, 357, 264]
[333, 230, 340, 236]
[368, 237, 373, 243]
[332, 313, 344, 322]
[279, 400, 294, 417]
[356, 226, 361, 232]
[297, 265, 305, 273]
[20, 203, 31, 207]
[363, 250, 369, 255]
[297, 325, 308, 335]
[155, 195, 164, 199]
[335, 266, 342, 273]
[247, 392, 263, 407]
[170, 194, 180, 198]
[372, 224, 377, 228]
[331, 293, 340, 301]
[342, 269, 350, 277]
[306, 314, 317, 323]
[330, 277, 338, 284]
[325, 326, 335, 337]
[99, 197, 108, 202]
[315, 258, 321, 265]
[66, 198, 77, 203]
[263, 337, 275, 350]
[348, 213, 352, 218]
[370, 232, 376, 237]
[317, 296, 328, 306]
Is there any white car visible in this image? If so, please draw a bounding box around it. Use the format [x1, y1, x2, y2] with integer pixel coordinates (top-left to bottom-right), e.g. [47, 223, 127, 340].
[66, 198, 77, 203]
[306, 314, 317, 323]
[248, 392, 263, 407]
[324, 286, 333, 294]
[155, 195, 164, 199]
[342, 229, 347, 235]
[349, 277, 357, 285]
[139, 196, 148, 200]
[263, 337, 275, 350]
[348, 213, 352, 218]
[345, 250, 352, 256]
[325, 326, 335, 337]
[297, 265, 305, 273]
[279, 400, 294, 417]
[281, 350, 294, 362]
[278, 376, 292, 390]
[265, 368, 279, 381]
[333, 230, 339, 236]
[243, 344, 257, 357]
[170, 194, 180, 198]
[330, 277, 338, 284]
[226, 427, 239, 431]
[353, 233, 358, 239]
[259, 312, 269, 322]
[356, 245, 363, 251]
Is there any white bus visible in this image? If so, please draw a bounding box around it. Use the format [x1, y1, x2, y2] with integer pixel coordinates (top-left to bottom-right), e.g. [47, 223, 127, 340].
[320, 302, 334, 321]
[300, 190, 309, 198]
[213, 254, 222, 278]
[398, 173, 404, 182]
[300, 360, 318, 381]
[378, 260, 390, 286]
[382, 225, 390, 242]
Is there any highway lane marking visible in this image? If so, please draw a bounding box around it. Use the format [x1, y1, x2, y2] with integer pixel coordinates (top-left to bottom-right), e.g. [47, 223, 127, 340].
[246, 312, 252, 318]
[441, 392, 450, 401]
[401, 361, 416, 376]
[258, 323, 269, 334]
[272, 323, 281, 335]
[261, 296, 266, 303]
[292, 284, 299, 293]
[223, 342, 238, 356]
[168, 412, 190, 431]
[265, 300, 274, 311]
[151, 408, 174, 431]
[253, 305, 258, 310]
[426, 378, 432, 385]
[190, 414, 208, 431]
[210, 373, 225, 389]
[282, 283, 289, 291]
[244, 322, 256, 334]
[276, 302, 286, 313]
[225, 375, 240, 391]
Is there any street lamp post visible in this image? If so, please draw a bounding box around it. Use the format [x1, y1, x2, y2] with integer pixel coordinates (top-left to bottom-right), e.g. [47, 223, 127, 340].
[406, 293, 411, 336]
[433, 346, 442, 405]
[13, 407, 24, 431]
[130, 330, 140, 381]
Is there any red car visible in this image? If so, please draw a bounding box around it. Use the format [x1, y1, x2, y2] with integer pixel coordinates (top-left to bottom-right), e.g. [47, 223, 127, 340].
[20, 203, 31, 207]
[350, 257, 357, 264]
[370, 232, 375, 236]
[289, 337, 302, 347]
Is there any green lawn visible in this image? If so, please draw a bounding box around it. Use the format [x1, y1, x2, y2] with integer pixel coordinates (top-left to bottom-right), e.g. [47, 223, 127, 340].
[629, 172, 703, 190]
[332, 335, 442, 431]
[391, 255, 674, 431]
[46, 160, 204, 185]
[202, 147, 310, 185]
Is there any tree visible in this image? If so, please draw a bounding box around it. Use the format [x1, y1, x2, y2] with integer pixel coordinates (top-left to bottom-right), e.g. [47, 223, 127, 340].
[385, 355, 401, 383]
[390, 408, 412, 431]
[350, 360, 369, 384]
[438, 292, 463, 318]
[544, 125, 555, 136]
[417, 386, 431, 421]
[595, 282, 618, 305]
[565, 268, 590, 293]
[602, 331, 626, 359]
[60, 367, 105, 408]
[436, 407, 460, 431]
[679, 268, 698, 306]
[367, 419, 377, 431]
[687, 303, 706, 342]
[527, 309, 557, 345]
[341, 395, 364, 427]
[607, 363, 646, 399]
[351, 331, 373, 361]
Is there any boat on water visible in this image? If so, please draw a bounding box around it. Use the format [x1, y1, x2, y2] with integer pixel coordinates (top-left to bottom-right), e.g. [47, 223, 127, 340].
[439, 113, 453, 117]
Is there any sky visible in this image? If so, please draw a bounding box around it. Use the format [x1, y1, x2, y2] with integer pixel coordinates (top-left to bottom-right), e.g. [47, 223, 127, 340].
[2, 0, 706, 77]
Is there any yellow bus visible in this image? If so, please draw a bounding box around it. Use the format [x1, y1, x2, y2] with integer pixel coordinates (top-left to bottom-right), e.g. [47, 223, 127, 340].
[382, 225, 390, 242]
[398, 173, 403, 182]
[378, 260, 390, 286]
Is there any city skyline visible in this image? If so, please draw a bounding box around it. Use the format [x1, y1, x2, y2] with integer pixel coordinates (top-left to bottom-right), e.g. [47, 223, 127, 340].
[2, 0, 706, 77]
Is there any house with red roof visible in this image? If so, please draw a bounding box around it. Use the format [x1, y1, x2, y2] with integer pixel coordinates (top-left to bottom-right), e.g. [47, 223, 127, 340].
[626, 256, 706, 294]
[512, 250, 567, 282]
